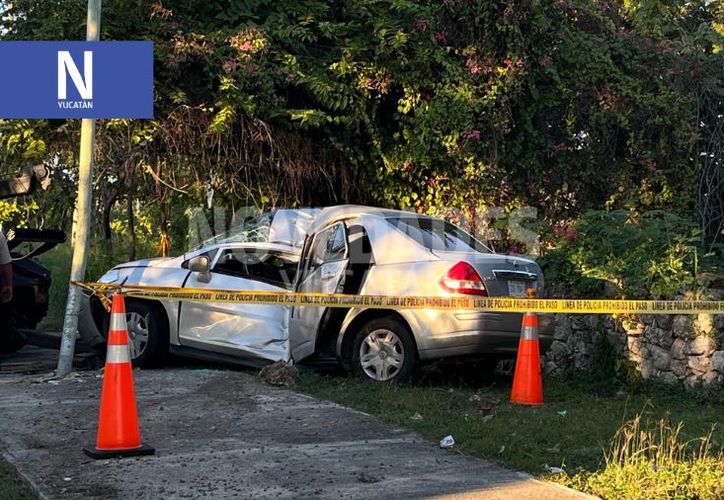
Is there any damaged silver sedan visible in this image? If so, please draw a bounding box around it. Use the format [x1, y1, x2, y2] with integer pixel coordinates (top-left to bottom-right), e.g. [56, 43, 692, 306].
[84, 206, 553, 382]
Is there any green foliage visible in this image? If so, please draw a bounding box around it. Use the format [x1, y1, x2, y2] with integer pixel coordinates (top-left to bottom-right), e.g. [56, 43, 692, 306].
[1, 1, 722, 278]
[588, 323, 618, 384]
[538, 247, 608, 298]
[541, 210, 719, 299]
[578, 321, 644, 392]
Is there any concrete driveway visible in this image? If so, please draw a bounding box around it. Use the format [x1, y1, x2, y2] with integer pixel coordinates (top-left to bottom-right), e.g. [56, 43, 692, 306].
[0, 347, 588, 499]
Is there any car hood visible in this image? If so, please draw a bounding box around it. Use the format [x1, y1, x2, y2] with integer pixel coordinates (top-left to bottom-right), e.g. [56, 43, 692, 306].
[112, 256, 179, 270]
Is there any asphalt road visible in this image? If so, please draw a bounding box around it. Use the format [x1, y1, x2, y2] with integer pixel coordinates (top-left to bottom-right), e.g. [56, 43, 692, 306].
[0, 347, 589, 499]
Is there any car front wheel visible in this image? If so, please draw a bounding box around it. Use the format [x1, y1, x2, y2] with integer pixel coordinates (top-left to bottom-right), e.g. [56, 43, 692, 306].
[351, 317, 416, 382]
[104, 301, 168, 368]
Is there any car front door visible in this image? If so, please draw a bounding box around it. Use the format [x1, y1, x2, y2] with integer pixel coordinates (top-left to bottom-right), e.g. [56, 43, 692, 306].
[178, 246, 296, 363]
[290, 222, 349, 361]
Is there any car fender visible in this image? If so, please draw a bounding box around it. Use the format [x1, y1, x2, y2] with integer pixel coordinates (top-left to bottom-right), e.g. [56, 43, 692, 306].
[96, 265, 187, 346]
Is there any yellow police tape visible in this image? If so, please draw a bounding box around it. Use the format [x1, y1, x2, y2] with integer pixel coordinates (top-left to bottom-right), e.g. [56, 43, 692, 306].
[73, 281, 724, 315]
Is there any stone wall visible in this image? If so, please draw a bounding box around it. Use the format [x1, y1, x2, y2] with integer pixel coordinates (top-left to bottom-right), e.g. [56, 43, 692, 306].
[543, 309, 724, 388]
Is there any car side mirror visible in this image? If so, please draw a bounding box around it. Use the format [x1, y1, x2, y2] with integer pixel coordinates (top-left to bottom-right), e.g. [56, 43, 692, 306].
[188, 255, 211, 283]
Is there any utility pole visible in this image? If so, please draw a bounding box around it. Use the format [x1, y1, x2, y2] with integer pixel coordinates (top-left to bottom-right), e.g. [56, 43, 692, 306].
[57, 0, 101, 377]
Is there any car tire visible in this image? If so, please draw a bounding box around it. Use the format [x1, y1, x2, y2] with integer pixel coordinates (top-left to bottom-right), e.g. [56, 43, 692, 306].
[351, 317, 416, 382]
[0, 329, 26, 354]
[103, 301, 168, 368]
[0, 312, 27, 354]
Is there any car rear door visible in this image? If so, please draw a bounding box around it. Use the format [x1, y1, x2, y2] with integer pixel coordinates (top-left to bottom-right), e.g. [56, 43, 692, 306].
[290, 222, 349, 361]
[177, 246, 296, 363]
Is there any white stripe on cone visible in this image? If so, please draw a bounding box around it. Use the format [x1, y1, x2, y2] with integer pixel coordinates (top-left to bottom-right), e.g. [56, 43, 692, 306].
[521, 326, 538, 340]
[106, 344, 131, 364]
[110, 312, 128, 333]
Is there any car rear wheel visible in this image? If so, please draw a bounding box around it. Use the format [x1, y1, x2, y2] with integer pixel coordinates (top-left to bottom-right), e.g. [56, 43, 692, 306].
[103, 301, 168, 368]
[0, 309, 32, 354]
[351, 317, 416, 382]
[0, 334, 25, 354]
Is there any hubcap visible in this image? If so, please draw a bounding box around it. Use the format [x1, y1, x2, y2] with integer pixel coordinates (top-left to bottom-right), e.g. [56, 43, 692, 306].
[359, 329, 404, 381]
[125, 312, 150, 360]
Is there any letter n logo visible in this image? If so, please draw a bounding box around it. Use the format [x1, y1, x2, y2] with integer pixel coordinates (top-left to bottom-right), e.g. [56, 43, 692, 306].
[57, 51, 93, 99]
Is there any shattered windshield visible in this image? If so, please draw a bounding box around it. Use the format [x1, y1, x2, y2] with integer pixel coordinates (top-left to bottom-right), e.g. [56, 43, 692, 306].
[197, 208, 320, 249]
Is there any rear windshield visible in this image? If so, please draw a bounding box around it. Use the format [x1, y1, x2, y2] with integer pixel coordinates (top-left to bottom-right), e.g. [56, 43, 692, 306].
[386, 216, 490, 253]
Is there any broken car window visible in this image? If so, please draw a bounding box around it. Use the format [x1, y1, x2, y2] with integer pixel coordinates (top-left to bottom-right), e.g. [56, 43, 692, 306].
[213, 249, 299, 288]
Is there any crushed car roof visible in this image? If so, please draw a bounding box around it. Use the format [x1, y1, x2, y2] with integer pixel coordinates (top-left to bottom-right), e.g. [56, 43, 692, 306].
[307, 205, 435, 233]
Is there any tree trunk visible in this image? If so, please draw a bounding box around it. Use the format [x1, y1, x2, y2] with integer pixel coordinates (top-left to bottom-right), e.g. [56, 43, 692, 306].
[57, 0, 102, 378]
[102, 192, 115, 254]
[127, 193, 136, 261]
[159, 203, 170, 257]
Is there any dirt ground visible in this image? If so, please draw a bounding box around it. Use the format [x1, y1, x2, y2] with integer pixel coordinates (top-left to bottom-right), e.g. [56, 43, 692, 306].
[0, 347, 588, 499]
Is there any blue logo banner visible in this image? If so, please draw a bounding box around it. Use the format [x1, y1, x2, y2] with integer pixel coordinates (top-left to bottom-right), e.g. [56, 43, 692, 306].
[0, 41, 154, 119]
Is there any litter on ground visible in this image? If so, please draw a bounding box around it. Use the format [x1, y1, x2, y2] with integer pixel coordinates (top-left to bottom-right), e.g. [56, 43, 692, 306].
[439, 435, 455, 448]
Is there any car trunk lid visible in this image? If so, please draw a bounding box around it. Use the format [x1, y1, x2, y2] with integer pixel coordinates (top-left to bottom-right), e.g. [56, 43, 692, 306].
[433, 251, 543, 297]
[6, 228, 66, 260]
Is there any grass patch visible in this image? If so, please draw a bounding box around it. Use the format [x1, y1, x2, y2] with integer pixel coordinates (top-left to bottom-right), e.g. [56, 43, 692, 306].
[0, 454, 38, 499]
[296, 369, 723, 497]
[35, 244, 71, 331]
[557, 415, 724, 499]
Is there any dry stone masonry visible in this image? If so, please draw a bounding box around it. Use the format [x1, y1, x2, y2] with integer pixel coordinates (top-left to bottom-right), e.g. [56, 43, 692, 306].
[544, 292, 724, 388]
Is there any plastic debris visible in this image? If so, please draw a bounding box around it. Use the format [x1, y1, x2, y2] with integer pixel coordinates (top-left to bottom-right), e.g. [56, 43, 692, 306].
[410, 412, 423, 421]
[557, 410, 568, 417]
[498, 445, 506, 454]
[544, 464, 565, 474]
[40, 372, 86, 385]
[482, 414, 495, 423]
[439, 435, 455, 448]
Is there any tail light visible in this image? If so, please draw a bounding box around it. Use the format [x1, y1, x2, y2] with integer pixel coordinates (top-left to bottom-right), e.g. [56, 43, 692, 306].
[440, 262, 488, 296]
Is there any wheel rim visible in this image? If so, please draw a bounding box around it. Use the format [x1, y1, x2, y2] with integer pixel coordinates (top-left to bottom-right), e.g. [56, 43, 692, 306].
[359, 328, 405, 381]
[125, 311, 150, 360]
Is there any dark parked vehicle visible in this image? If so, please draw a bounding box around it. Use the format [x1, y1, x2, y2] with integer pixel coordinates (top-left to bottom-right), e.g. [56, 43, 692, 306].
[0, 165, 65, 353]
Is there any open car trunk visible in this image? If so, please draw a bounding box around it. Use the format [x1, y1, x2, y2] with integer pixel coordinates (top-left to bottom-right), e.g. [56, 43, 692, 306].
[7, 228, 66, 260]
[0, 165, 62, 353]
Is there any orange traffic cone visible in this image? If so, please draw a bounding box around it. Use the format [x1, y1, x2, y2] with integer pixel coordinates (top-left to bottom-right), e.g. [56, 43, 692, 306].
[84, 293, 154, 459]
[510, 290, 543, 405]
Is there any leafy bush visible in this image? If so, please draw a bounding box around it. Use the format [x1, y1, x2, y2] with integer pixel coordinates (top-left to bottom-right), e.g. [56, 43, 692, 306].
[3, 0, 724, 245]
[541, 210, 721, 299]
[538, 246, 609, 298]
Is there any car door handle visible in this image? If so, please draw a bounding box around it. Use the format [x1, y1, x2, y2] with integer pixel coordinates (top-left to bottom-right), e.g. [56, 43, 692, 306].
[321, 272, 336, 281]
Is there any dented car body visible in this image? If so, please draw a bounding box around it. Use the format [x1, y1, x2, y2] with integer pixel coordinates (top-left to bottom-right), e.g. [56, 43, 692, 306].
[88, 206, 553, 381]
